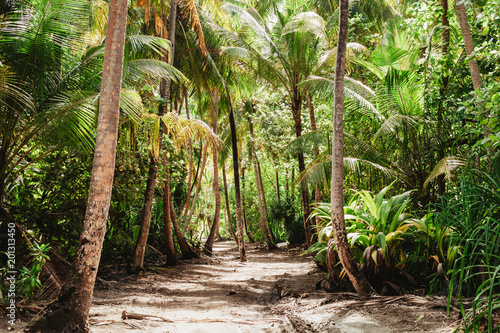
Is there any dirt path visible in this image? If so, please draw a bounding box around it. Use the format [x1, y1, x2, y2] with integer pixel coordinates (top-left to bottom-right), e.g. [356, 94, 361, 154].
[88, 241, 459, 332]
[2, 241, 460, 332]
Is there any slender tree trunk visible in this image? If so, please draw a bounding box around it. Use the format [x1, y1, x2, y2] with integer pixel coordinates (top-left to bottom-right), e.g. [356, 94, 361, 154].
[308, 94, 322, 230]
[241, 166, 255, 243]
[291, 94, 313, 246]
[160, 0, 179, 266]
[258, 159, 276, 243]
[437, 0, 450, 196]
[170, 199, 198, 258]
[222, 164, 238, 243]
[227, 91, 246, 261]
[276, 170, 280, 202]
[181, 88, 194, 216]
[163, 158, 177, 265]
[285, 169, 289, 199]
[248, 116, 274, 248]
[185, 143, 208, 226]
[26, 1, 128, 331]
[132, 0, 177, 268]
[455, 0, 481, 92]
[132, 160, 157, 269]
[328, 0, 372, 297]
[204, 92, 221, 253]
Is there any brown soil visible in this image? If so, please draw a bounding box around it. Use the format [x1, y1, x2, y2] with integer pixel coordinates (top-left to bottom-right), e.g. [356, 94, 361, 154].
[2, 241, 460, 332]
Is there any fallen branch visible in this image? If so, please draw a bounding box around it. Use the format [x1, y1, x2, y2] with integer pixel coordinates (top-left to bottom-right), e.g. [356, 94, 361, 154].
[121, 310, 173, 322]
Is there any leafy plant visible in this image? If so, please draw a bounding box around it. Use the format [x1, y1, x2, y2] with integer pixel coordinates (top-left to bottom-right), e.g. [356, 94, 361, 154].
[307, 183, 421, 292]
[18, 242, 51, 299]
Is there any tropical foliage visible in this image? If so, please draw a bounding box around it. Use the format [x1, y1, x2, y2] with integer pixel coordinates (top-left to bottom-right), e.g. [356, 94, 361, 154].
[0, 0, 499, 330]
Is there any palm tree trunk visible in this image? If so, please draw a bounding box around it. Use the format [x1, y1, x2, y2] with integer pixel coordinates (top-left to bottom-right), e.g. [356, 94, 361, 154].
[248, 116, 274, 248]
[185, 143, 209, 226]
[163, 158, 177, 265]
[257, 161, 275, 243]
[222, 164, 238, 243]
[276, 170, 280, 202]
[181, 87, 194, 216]
[437, 0, 450, 196]
[455, 0, 481, 92]
[133, 0, 177, 268]
[227, 92, 246, 261]
[240, 166, 255, 243]
[204, 93, 221, 253]
[132, 160, 157, 269]
[329, 0, 372, 297]
[292, 96, 313, 246]
[308, 94, 321, 239]
[26, 0, 128, 330]
[170, 198, 198, 259]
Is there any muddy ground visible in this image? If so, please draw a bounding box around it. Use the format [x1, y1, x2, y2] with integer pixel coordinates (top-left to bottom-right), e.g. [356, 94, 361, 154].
[2, 241, 461, 332]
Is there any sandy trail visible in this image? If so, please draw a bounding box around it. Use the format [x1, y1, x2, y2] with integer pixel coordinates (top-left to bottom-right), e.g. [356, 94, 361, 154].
[1, 241, 459, 332]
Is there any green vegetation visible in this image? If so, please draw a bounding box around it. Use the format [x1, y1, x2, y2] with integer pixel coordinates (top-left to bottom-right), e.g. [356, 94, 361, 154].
[1, 0, 499, 331]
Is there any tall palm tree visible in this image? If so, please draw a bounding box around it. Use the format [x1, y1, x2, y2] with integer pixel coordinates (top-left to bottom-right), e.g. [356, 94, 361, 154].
[328, 0, 373, 297]
[220, 2, 329, 246]
[26, 0, 129, 330]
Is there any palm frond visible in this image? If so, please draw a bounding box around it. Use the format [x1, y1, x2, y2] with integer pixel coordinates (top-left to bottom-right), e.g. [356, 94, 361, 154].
[281, 12, 326, 41]
[301, 75, 380, 119]
[125, 59, 187, 85]
[373, 114, 419, 140]
[423, 157, 466, 191]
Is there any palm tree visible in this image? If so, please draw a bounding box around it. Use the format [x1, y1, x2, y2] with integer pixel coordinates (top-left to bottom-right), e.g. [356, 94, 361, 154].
[328, 0, 373, 297]
[26, 0, 129, 330]
[220, 3, 329, 246]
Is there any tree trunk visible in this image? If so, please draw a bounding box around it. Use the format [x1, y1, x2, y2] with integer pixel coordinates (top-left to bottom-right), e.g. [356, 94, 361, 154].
[204, 92, 221, 253]
[222, 164, 238, 243]
[26, 0, 128, 331]
[455, 0, 481, 92]
[328, 0, 372, 297]
[257, 161, 275, 243]
[248, 115, 274, 248]
[227, 91, 246, 261]
[240, 166, 255, 243]
[163, 159, 177, 265]
[291, 94, 313, 246]
[181, 87, 194, 216]
[185, 143, 209, 226]
[437, 0, 450, 196]
[132, 160, 157, 269]
[132, 0, 177, 269]
[170, 199, 199, 259]
[308, 94, 322, 230]
[276, 170, 280, 202]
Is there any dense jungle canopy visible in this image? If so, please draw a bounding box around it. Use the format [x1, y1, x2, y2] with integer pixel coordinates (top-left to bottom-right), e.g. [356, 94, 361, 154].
[0, 0, 499, 331]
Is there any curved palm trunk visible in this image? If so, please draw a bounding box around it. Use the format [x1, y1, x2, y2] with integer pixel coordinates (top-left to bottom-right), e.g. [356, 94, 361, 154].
[132, 160, 157, 269]
[26, 0, 128, 330]
[204, 93, 221, 253]
[185, 143, 209, 226]
[223, 164, 238, 243]
[170, 196, 198, 259]
[328, 0, 372, 297]
[228, 93, 246, 261]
